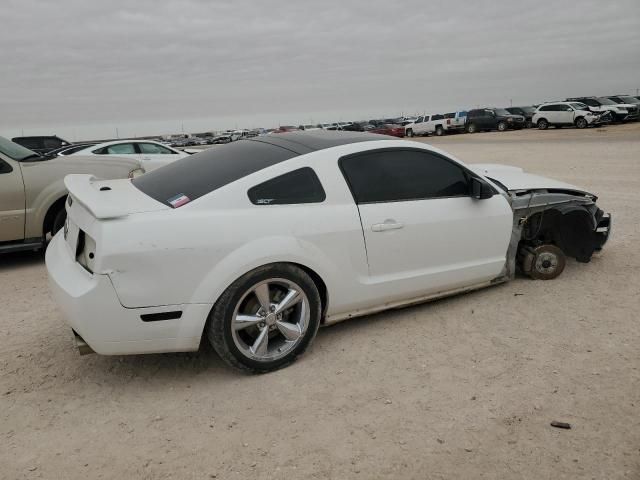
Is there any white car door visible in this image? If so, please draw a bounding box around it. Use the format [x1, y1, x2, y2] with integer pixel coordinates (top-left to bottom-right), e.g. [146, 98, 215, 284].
[340, 148, 513, 302]
[557, 104, 574, 124]
[136, 142, 186, 171]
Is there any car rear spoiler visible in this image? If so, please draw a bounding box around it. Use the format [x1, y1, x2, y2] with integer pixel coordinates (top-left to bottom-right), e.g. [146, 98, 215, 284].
[64, 174, 168, 219]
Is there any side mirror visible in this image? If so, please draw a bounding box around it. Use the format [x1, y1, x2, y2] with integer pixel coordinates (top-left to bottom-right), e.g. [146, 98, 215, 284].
[471, 177, 494, 200]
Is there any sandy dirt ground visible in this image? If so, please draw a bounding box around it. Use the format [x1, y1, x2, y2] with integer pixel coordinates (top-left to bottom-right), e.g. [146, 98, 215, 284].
[1, 124, 639, 479]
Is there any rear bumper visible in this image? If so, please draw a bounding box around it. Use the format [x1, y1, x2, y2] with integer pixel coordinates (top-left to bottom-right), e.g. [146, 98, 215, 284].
[45, 234, 208, 355]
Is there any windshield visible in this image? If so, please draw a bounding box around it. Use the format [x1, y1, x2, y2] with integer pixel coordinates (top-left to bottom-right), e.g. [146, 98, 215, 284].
[495, 109, 511, 115]
[0, 136, 38, 160]
[596, 97, 617, 106]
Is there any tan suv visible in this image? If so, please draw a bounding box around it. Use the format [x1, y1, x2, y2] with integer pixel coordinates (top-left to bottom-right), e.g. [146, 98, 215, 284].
[0, 136, 143, 254]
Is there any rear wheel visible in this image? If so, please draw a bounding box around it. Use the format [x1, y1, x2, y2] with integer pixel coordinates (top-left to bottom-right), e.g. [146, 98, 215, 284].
[497, 121, 507, 131]
[537, 119, 549, 130]
[206, 264, 321, 373]
[406, 129, 414, 137]
[466, 123, 477, 133]
[434, 126, 444, 136]
[575, 117, 587, 129]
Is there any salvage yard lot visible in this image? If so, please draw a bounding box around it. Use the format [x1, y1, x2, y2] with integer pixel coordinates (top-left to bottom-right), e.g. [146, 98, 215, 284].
[1, 125, 639, 479]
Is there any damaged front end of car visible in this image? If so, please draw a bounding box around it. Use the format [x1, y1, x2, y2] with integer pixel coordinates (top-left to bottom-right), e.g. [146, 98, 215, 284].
[472, 164, 612, 281]
[502, 189, 611, 280]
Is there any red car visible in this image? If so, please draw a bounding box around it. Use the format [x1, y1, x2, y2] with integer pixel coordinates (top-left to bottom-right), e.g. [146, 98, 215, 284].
[369, 124, 405, 138]
[272, 125, 299, 134]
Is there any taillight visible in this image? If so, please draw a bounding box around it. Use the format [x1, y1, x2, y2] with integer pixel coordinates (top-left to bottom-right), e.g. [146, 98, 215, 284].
[76, 231, 97, 273]
[447, 119, 451, 125]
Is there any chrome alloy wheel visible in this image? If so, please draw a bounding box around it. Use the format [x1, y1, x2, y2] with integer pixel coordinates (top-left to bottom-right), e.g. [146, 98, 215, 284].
[231, 278, 310, 362]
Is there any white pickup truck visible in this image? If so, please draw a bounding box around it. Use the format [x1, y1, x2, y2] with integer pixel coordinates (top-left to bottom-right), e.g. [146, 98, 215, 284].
[443, 111, 468, 133]
[405, 114, 446, 137]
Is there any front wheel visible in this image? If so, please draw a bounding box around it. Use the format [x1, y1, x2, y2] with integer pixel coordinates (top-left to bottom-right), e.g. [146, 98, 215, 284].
[497, 121, 507, 131]
[466, 123, 476, 133]
[520, 244, 566, 280]
[206, 264, 321, 373]
[51, 207, 67, 235]
[575, 117, 587, 129]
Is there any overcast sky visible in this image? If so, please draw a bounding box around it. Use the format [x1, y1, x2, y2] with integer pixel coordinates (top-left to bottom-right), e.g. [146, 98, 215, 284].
[2, 0, 639, 140]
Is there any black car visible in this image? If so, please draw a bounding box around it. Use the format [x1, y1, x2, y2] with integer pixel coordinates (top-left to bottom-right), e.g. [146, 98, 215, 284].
[465, 108, 525, 133]
[11, 135, 71, 155]
[506, 106, 536, 128]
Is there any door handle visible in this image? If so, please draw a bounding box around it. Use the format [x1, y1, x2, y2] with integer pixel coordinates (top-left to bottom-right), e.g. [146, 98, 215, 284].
[371, 220, 404, 232]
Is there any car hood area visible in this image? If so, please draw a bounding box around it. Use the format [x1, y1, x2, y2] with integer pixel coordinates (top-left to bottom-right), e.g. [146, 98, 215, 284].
[470, 163, 591, 195]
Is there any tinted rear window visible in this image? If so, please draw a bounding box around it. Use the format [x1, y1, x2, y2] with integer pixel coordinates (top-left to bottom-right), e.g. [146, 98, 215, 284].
[248, 167, 325, 205]
[133, 140, 299, 206]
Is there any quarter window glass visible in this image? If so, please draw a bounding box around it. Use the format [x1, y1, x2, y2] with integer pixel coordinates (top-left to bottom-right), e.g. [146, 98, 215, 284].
[340, 150, 469, 204]
[0, 159, 13, 174]
[248, 167, 326, 205]
[106, 143, 136, 154]
[139, 143, 174, 154]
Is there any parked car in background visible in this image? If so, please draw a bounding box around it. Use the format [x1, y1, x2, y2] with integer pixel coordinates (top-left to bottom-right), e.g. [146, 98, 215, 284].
[369, 123, 405, 137]
[443, 111, 468, 133]
[0, 136, 143, 254]
[12, 135, 71, 155]
[604, 95, 640, 116]
[506, 106, 536, 128]
[404, 115, 434, 137]
[404, 114, 447, 137]
[299, 125, 321, 131]
[70, 140, 188, 172]
[46, 131, 611, 372]
[532, 102, 602, 129]
[465, 108, 525, 133]
[566, 97, 637, 122]
[43, 143, 98, 157]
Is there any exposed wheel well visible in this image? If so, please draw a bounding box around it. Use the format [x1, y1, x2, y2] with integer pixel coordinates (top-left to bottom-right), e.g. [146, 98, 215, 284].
[43, 196, 67, 236]
[521, 207, 598, 263]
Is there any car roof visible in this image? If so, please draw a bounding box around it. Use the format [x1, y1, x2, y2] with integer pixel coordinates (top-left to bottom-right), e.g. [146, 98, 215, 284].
[250, 131, 393, 155]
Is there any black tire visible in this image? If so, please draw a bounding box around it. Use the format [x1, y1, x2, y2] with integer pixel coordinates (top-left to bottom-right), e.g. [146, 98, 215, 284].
[51, 207, 67, 235]
[525, 119, 533, 129]
[575, 117, 587, 129]
[537, 119, 549, 130]
[206, 263, 321, 373]
[406, 129, 414, 138]
[497, 121, 507, 132]
[434, 126, 444, 136]
[466, 123, 476, 133]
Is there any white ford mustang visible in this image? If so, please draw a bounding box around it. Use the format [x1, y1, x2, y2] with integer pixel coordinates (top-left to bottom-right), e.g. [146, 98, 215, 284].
[46, 132, 611, 372]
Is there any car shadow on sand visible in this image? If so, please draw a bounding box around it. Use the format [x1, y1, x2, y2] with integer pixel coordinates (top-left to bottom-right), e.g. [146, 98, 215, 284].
[0, 248, 45, 271]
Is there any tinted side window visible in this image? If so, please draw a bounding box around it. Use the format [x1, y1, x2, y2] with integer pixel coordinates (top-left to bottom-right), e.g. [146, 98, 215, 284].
[431, 114, 444, 120]
[0, 158, 13, 174]
[539, 105, 552, 111]
[340, 149, 470, 204]
[15, 138, 41, 149]
[248, 167, 325, 205]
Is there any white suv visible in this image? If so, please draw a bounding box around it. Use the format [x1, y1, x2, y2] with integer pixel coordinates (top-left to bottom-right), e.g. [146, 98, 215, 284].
[532, 102, 599, 129]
